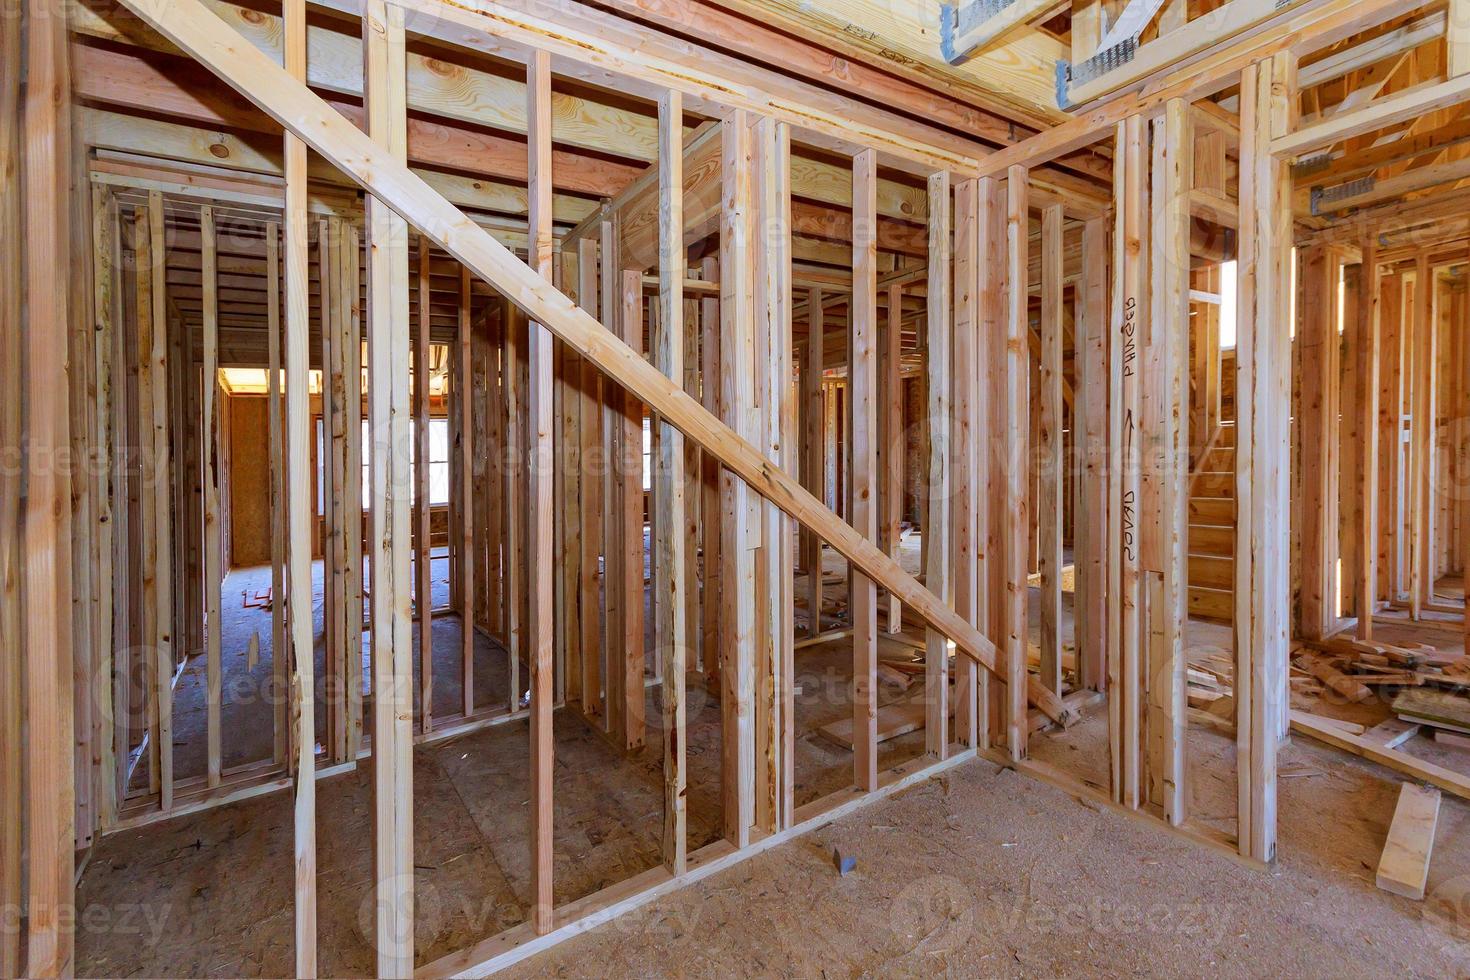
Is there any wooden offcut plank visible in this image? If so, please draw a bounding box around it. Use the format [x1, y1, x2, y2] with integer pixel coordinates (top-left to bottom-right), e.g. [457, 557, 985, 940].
[1376, 782, 1440, 900]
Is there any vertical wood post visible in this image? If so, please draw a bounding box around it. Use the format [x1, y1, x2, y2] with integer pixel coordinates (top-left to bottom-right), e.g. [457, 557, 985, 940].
[654, 89, 688, 871]
[1002, 166, 1030, 762]
[20, 0, 76, 968]
[285, 0, 318, 969]
[851, 148, 879, 792]
[526, 48, 557, 934]
[924, 170, 953, 759]
[363, 1, 413, 971]
[719, 110, 756, 847]
[202, 206, 223, 788]
[1038, 203, 1064, 695]
[1357, 241, 1380, 640]
[1235, 54, 1294, 864]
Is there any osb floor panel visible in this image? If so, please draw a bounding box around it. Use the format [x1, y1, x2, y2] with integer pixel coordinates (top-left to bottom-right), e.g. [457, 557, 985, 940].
[81, 536, 1470, 976]
[501, 740, 1470, 978]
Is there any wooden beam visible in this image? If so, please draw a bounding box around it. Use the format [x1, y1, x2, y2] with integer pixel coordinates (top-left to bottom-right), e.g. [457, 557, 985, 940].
[720, 111, 757, 846]
[415, 234, 434, 733]
[1272, 74, 1470, 160]
[1038, 202, 1064, 695]
[947, 0, 1063, 63]
[0, 4, 22, 968]
[1298, 244, 1338, 640]
[21, 0, 76, 969]
[1111, 116, 1145, 807]
[925, 170, 953, 758]
[202, 206, 223, 788]
[1063, 0, 1313, 108]
[458, 265, 475, 717]
[267, 226, 287, 767]
[1357, 240, 1380, 640]
[1377, 782, 1441, 900]
[1146, 99, 1190, 826]
[1409, 255, 1436, 618]
[362, 1, 413, 974]
[1003, 165, 1031, 761]
[953, 177, 979, 750]
[576, 237, 604, 724]
[803, 288, 823, 636]
[125, 0, 1075, 725]
[526, 48, 556, 936]
[654, 88, 688, 872]
[284, 0, 317, 971]
[616, 271, 645, 751]
[1235, 54, 1294, 865]
[851, 148, 879, 792]
[1075, 217, 1108, 692]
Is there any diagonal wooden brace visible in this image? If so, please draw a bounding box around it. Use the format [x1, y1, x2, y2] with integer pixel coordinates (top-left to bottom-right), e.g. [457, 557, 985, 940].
[117, 0, 1076, 729]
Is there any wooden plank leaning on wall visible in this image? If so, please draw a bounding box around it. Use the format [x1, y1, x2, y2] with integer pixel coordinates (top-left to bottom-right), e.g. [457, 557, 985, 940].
[363, 0, 414, 973]
[19, 0, 77, 970]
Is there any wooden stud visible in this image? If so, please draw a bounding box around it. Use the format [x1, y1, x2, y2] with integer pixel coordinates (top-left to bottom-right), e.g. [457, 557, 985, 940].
[1298, 244, 1338, 641]
[526, 48, 556, 936]
[1111, 117, 1144, 807]
[1075, 217, 1108, 692]
[654, 88, 688, 871]
[1409, 255, 1436, 619]
[284, 0, 318, 970]
[1147, 99, 1190, 826]
[754, 115, 794, 831]
[700, 255, 723, 678]
[978, 175, 1006, 746]
[416, 233, 434, 732]
[1003, 165, 1031, 763]
[879, 282, 903, 636]
[267, 225, 288, 768]
[617, 269, 646, 751]
[576, 237, 604, 724]
[362, 0, 413, 973]
[851, 148, 879, 793]
[459, 265, 475, 716]
[1038, 202, 1064, 695]
[146, 192, 175, 812]
[1234, 55, 1293, 864]
[720, 110, 757, 845]
[803, 287, 824, 635]
[0, 3, 22, 966]
[21, 0, 76, 968]
[202, 206, 223, 788]
[925, 170, 953, 760]
[952, 176, 979, 750]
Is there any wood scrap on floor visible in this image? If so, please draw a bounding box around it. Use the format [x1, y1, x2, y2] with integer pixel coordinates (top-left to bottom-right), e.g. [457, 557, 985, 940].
[1362, 718, 1420, 750]
[1376, 782, 1441, 901]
